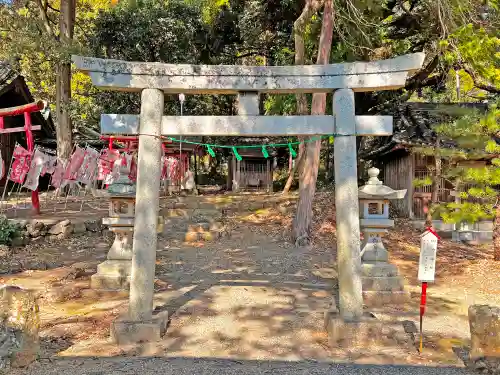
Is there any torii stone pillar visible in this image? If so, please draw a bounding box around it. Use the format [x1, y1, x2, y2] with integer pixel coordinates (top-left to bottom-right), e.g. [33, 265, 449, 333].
[72, 53, 425, 345]
[128, 89, 164, 322]
[333, 89, 363, 321]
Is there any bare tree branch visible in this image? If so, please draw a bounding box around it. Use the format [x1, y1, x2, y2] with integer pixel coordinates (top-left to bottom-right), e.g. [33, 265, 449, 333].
[46, 3, 60, 13]
[407, 54, 440, 89]
[33, 0, 55, 37]
[463, 66, 500, 94]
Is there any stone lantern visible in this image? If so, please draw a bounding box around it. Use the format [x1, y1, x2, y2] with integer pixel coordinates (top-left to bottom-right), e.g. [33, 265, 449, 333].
[91, 160, 136, 290]
[358, 167, 410, 306]
[91, 159, 165, 290]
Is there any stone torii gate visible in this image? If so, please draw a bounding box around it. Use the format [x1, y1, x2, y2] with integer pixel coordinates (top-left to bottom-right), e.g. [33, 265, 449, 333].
[73, 53, 425, 344]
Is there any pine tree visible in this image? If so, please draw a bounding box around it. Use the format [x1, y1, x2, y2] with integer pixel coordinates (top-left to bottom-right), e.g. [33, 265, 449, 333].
[415, 108, 500, 260]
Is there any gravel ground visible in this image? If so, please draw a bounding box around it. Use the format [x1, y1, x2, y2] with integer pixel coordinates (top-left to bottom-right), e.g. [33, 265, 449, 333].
[13, 357, 471, 375]
[4, 197, 492, 373]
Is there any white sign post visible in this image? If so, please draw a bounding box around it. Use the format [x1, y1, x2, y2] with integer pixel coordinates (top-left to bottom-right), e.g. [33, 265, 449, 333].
[417, 227, 440, 352]
[418, 229, 439, 282]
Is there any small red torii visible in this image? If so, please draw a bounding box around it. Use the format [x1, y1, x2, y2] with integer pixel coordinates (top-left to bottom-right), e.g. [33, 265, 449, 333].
[0, 100, 45, 214]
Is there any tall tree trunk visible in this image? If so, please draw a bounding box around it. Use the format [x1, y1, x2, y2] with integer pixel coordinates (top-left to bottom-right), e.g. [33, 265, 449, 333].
[56, 0, 75, 161]
[292, 0, 334, 245]
[282, 0, 323, 195]
[282, 142, 305, 194]
[324, 139, 330, 180]
[425, 138, 441, 228]
[494, 200, 500, 261]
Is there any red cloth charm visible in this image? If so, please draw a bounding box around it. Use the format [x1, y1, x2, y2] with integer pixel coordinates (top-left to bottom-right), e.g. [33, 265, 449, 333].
[9, 145, 31, 184]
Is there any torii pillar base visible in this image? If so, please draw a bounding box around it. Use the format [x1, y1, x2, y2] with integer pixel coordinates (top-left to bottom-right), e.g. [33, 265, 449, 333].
[324, 310, 414, 350]
[111, 311, 169, 345]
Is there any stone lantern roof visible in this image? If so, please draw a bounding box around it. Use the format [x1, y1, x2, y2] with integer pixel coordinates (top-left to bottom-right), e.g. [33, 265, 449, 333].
[358, 167, 407, 200]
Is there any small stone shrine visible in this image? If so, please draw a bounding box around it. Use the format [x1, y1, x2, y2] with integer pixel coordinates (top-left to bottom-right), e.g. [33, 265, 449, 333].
[358, 167, 410, 306]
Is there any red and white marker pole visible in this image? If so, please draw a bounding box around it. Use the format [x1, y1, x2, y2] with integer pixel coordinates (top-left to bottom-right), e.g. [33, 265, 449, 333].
[418, 227, 440, 353]
[419, 281, 428, 352]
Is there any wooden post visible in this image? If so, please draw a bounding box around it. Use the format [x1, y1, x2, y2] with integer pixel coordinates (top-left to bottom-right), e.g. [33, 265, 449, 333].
[236, 160, 241, 192]
[193, 152, 198, 187]
[24, 112, 40, 215]
[408, 153, 415, 219]
[266, 158, 271, 193]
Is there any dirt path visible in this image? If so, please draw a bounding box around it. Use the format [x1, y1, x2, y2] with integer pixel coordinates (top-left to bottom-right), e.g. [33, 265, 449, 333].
[2, 194, 498, 373]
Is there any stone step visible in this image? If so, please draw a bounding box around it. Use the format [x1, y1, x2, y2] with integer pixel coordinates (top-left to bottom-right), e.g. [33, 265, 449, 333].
[161, 230, 226, 242]
[362, 263, 399, 277]
[188, 222, 226, 232]
[92, 260, 131, 290]
[91, 274, 130, 290]
[363, 290, 411, 307]
[362, 276, 405, 291]
[96, 260, 131, 276]
[162, 208, 193, 218]
[162, 197, 298, 214]
[162, 219, 226, 232]
[162, 208, 224, 220]
[184, 231, 220, 242]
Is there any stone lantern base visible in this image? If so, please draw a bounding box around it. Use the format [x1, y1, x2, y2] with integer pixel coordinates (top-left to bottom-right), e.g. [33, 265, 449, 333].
[91, 260, 132, 290]
[361, 260, 410, 307]
[91, 217, 164, 291]
[91, 223, 133, 290]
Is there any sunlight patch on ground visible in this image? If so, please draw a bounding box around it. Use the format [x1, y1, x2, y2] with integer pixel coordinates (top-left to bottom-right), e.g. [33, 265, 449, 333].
[157, 285, 331, 360]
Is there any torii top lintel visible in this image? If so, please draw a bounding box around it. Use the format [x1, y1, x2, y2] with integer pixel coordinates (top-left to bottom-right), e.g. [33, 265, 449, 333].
[72, 53, 425, 94]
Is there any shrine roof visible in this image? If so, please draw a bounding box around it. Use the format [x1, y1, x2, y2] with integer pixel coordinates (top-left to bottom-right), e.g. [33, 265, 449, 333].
[0, 62, 17, 93]
[360, 102, 490, 159]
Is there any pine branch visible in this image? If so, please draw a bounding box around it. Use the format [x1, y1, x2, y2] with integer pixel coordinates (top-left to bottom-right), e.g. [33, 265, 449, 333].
[463, 66, 500, 94]
[406, 54, 441, 91]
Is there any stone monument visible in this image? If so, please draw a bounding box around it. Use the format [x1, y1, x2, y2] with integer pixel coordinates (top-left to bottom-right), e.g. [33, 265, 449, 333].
[468, 304, 500, 374]
[358, 167, 410, 306]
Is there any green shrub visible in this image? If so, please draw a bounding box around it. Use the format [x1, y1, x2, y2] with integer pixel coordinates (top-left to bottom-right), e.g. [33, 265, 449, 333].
[0, 216, 21, 245]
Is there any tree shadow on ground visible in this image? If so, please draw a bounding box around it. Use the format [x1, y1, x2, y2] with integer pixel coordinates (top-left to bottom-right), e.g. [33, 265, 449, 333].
[26, 232, 472, 361]
[4, 193, 483, 364]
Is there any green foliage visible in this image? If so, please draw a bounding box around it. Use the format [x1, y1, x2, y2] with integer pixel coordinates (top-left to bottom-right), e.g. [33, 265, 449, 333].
[440, 202, 494, 223]
[0, 216, 21, 245]
[424, 108, 500, 225]
[413, 176, 433, 187]
[0, 0, 111, 127]
[444, 24, 500, 87]
[0, 0, 498, 162]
